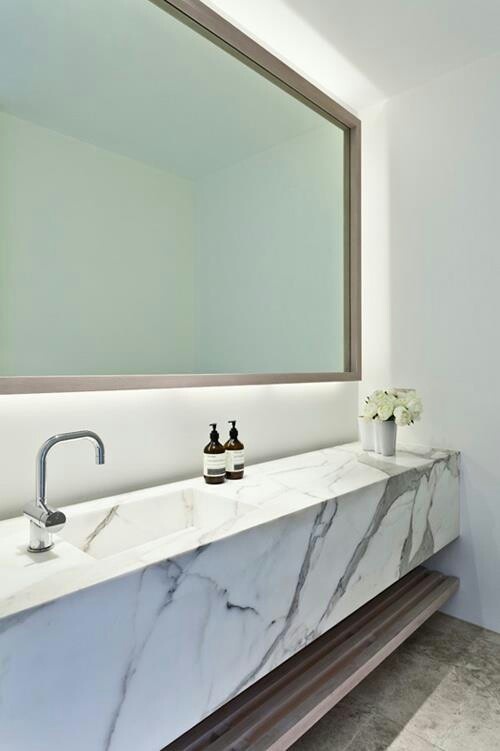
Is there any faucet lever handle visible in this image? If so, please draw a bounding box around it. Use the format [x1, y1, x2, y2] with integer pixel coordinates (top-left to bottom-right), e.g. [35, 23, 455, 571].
[24, 502, 66, 533]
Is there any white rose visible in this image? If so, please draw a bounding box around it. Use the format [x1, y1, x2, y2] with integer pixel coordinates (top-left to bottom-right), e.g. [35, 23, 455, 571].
[405, 394, 423, 421]
[394, 405, 412, 426]
[377, 394, 396, 421]
[370, 390, 386, 405]
[363, 399, 379, 419]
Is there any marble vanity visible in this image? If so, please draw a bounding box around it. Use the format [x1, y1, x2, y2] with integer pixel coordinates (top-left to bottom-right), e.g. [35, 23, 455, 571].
[0, 443, 460, 751]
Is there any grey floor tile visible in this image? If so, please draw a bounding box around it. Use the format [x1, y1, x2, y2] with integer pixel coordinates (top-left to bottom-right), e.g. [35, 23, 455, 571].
[397, 613, 483, 667]
[387, 730, 444, 751]
[399, 665, 472, 747]
[479, 626, 500, 648]
[439, 688, 500, 751]
[344, 713, 401, 750]
[457, 635, 500, 696]
[345, 713, 442, 751]
[340, 649, 453, 729]
[291, 699, 371, 751]
[425, 612, 484, 641]
[291, 613, 500, 751]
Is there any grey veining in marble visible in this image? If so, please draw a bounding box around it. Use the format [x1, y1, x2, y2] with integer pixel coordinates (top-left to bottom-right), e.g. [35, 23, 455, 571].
[0, 443, 460, 751]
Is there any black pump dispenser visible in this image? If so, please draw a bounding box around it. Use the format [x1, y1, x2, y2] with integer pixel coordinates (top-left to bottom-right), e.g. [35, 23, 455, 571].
[224, 420, 245, 480]
[204, 423, 225, 485]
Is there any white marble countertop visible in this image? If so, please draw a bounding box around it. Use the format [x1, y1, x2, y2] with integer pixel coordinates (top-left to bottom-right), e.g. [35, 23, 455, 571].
[0, 442, 458, 621]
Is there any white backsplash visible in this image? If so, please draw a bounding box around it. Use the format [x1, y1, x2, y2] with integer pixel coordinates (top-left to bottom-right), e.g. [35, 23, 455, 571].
[0, 382, 358, 521]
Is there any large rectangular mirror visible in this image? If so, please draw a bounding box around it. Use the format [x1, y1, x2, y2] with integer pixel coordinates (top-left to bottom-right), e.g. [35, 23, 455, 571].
[0, 0, 360, 393]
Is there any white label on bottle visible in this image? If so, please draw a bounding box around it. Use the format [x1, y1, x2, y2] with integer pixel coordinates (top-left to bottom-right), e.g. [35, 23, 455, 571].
[226, 449, 245, 472]
[204, 453, 226, 477]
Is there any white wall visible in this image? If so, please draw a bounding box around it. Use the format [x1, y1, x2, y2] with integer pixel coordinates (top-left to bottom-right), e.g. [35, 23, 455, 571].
[0, 384, 357, 521]
[362, 51, 500, 632]
[202, 0, 377, 112]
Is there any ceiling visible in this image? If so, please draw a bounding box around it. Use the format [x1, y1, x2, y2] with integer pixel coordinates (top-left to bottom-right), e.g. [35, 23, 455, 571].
[0, 0, 328, 179]
[206, 0, 500, 112]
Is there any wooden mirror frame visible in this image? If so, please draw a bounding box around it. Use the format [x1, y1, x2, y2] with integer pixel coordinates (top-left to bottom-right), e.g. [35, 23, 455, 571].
[0, 0, 361, 395]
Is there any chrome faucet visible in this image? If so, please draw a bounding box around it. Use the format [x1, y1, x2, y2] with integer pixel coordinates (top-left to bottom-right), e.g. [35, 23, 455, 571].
[24, 430, 105, 553]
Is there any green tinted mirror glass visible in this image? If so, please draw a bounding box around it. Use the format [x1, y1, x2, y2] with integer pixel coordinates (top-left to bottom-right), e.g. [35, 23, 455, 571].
[0, 0, 347, 378]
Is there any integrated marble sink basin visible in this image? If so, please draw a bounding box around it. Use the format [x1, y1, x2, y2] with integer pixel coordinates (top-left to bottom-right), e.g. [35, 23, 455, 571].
[60, 488, 255, 559]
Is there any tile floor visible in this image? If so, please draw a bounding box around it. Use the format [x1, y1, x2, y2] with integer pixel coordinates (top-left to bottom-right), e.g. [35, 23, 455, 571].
[292, 612, 500, 751]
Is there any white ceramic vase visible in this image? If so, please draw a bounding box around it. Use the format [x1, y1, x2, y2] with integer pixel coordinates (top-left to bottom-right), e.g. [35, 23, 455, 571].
[358, 417, 375, 451]
[374, 419, 397, 456]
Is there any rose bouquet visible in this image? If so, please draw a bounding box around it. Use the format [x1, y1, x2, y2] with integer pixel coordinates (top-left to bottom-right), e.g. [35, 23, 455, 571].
[362, 389, 423, 425]
[359, 389, 423, 455]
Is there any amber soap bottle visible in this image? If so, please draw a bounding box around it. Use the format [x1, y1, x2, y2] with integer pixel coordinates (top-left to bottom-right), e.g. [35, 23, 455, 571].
[203, 423, 226, 484]
[224, 420, 245, 480]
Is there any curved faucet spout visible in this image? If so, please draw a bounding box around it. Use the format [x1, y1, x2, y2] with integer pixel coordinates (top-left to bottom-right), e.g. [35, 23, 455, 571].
[36, 430, 106, 508]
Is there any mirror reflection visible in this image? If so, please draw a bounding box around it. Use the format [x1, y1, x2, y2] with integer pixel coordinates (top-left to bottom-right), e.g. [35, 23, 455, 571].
[0, 0, 346, 376]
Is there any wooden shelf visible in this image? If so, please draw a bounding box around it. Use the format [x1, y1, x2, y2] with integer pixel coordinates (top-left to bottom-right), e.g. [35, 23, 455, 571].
[164, 567, 458, 751]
